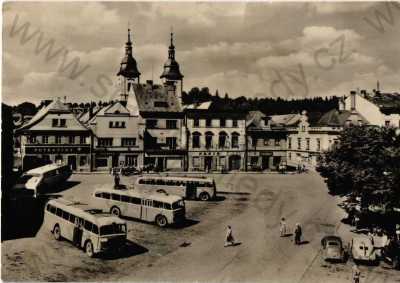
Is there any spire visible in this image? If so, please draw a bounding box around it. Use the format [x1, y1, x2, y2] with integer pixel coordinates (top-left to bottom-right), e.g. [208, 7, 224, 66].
[160, 29, 183, 81]
[168, 29, 175, 60]
[117, 27, 140, 79]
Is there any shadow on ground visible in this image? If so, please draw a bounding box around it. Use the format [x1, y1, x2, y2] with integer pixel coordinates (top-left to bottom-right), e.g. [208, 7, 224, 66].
[100, 239, 148, 260]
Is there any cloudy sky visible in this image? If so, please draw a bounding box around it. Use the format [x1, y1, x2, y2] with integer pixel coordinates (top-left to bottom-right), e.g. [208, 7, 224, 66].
[3, 2, 400, 105]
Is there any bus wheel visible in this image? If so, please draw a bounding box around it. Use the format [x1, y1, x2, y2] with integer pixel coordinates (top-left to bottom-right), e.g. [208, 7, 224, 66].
[110, 206, 121, 217]
[199, 192, 210, 201]
[53, 224, 61, 241]
[85, 241, 94, 258]
[156, 215, 168, 227]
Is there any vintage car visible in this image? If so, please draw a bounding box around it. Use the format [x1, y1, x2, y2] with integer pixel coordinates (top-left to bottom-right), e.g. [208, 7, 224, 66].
[321, 235, 346, 262]
[350, 235, 377, 263]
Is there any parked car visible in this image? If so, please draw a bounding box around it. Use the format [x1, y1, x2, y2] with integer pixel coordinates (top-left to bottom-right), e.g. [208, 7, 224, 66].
[382, 238, 400, 269]
[321, 235, 346, 262]
[350, 235, 377, 263]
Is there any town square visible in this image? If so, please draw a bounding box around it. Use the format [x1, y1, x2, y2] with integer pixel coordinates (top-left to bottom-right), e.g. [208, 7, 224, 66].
[2, 2, 400, 283]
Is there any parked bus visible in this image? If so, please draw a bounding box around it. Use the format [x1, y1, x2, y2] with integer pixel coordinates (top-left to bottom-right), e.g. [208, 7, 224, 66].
[44, 198, 127, 257]
[92, 188, 185, 227]
[135, 176, 216, 201]
[13, 163, 72, 196]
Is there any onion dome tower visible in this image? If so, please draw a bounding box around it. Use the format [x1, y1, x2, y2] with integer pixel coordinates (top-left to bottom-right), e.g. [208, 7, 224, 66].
[117, 28, 141, 101]
[160, 31, 184, 98]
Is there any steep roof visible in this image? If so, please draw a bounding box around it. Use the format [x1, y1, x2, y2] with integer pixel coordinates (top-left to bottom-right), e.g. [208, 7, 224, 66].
[16, 99, 89, 132]
[365, 92, 400, 115]
[246, 111, 266, 128]
[269, 113, 302, 126]
[133, 83, 181, 113]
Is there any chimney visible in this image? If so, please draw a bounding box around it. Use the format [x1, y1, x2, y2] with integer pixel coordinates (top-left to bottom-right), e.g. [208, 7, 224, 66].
[350, 90, 356, 111]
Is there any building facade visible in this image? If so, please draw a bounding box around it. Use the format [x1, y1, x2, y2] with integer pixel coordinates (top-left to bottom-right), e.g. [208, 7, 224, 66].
[16, 99, 92, 172]
[88, 101, 143, 171]
[246, 111, 291, 171]
[186, 102, 247, 172]
[343, 88, 400, 128]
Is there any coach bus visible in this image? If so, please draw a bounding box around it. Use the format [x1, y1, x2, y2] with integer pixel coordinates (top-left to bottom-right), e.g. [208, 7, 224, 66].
[134, 176, 216, 201]
[13, 163, 72, 196]
[44, 198, 127, 257]
[92, 188, 186, 227]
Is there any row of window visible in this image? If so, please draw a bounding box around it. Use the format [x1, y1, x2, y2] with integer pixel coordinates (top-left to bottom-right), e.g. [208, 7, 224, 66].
[97, 138, 137, 147]
[94, 192, 174, 210]
[288, 138, 321, 151]
[192, 132, 240, 149]
[146, 119, 178, 129]
[52, 119, 66, 128]
[109, 121, 126, 128]
[138, 178, 213, 187]
[46, 204, 100, 234]
[250, 138, 285, 147]
[27, 135, 87, 144]
[192, 118, 238, 128]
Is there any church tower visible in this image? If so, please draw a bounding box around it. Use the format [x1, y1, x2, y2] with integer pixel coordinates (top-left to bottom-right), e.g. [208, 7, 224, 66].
[117, 28, 141, 102]
[160, 31, 184, 100]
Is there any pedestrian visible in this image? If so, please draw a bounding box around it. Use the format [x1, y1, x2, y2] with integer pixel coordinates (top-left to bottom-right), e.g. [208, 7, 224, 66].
[396, 224, 400, 242]
[294, 223, 302, 245]
[352, 264, 361, 283]
[280, 217, 287, 237]
[114, 170, 120, 189]
[224, 225, 235, 247]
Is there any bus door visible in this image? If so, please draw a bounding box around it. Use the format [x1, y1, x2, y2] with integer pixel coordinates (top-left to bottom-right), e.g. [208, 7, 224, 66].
[73, 217, 84, 247]
[141, 199, 152, 221]
[186, 182, 197, 199]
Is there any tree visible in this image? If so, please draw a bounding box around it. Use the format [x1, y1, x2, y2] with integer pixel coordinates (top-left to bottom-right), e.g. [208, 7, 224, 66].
[317, 126, 400, 209]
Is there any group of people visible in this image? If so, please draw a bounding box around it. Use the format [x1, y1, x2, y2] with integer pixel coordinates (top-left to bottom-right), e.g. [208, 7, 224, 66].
[280, 217, 303, 245]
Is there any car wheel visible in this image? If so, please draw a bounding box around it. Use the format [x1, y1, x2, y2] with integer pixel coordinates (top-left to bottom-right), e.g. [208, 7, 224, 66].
[85, 241, 94, 257]
[53, 224, 61, 241]
[199, 192, 210, 201]
[110, 206, 121, 217]
[156, 215, 168, 227]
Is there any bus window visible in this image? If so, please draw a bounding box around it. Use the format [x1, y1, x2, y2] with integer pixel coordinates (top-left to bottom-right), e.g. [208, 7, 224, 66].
[46, 204, 51, 211]
[130, 197, 141, 205]
[62, 211, 70, 220]
[100, 224, 126, 235]
[164, 203, 172, 210]
[84, 220, 93, 232]
[172, 200, 185, 210]
[56, 208, 63, 217]
[103, 192, 111, 199]
[92, 224, 99, 234]
[121, 195, 129, 203]
[49, 205, 56, 214]
[138, 179, 145, 184]
[111, 193, 121, 201]
[153, 201, 164, 209]
[95, 192, 102, 198]
[69, 214, 76, 224]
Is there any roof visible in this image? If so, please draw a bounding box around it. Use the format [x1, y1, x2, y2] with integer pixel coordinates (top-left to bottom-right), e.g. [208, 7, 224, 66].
[364, 91, 400, 115]
[94, 188, 183, 204]
[26, 163, 69, 175]
[17, 99, 89, 132]
[246, 111, 266, 128]
[132, 83, 181, 113]
[269, 113, 302, 126]
[48, 198, 126, 227]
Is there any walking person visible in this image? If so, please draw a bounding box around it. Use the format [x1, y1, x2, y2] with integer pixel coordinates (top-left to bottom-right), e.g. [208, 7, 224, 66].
[224, 225, 236, 247]
[294, 223, 302, 245]
[114, 170, 120, 189]
[280, 217, 287, 237]
[352, 264, 361, 283]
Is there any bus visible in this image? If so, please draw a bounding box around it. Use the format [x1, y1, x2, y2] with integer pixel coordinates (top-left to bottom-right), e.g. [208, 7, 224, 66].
[13, 164, 72, 196]
[44, 198, 127, 257]
[134, 176, 216, 201]
[92, 188, 186, 227]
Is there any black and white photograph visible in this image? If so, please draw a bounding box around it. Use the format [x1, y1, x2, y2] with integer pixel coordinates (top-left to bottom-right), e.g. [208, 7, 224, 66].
[2, 1, 400, 282]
